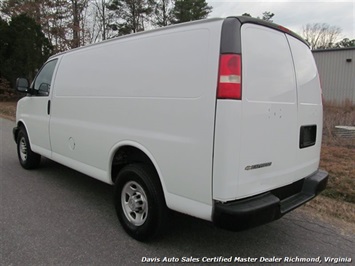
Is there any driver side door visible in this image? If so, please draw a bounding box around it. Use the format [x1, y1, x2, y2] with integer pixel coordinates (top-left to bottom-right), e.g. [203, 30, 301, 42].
[20, 59, 58, 157]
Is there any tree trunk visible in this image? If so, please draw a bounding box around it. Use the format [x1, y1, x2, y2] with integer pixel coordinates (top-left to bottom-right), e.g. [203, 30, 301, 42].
[72, 0, 80, 48]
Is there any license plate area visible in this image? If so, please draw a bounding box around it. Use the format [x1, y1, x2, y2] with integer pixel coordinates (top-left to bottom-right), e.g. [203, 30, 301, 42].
[299, 125, 317, 149]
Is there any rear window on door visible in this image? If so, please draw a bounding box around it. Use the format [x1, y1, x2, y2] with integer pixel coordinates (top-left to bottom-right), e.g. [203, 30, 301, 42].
[241, 24, 296, 103]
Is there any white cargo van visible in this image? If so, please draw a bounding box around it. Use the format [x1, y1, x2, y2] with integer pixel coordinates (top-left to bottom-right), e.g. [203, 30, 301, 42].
[14, 16, 328, 241]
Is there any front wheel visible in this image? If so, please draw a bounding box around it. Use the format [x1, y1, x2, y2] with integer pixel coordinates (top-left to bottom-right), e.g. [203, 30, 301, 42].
[114, 164, 168, 241]
[16, 127, 41, 169]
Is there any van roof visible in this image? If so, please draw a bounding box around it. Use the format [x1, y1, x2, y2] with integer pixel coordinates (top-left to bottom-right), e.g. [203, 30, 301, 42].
[50, 17, 224, 59]
[50, 16, 307, 60]
[232, 16, 308, 46]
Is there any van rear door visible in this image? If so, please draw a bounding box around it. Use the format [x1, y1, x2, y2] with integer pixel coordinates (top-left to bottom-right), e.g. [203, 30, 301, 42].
[213, 19, 323, 202]
[237, 23, 299, 199]
[287, 34, 323, 178]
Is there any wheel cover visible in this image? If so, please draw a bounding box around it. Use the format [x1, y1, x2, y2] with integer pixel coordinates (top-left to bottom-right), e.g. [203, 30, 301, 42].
[121, 181, 148, 226]
[19, 137, 27, 162]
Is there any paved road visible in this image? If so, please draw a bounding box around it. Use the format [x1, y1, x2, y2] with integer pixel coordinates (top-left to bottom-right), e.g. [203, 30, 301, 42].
[1, 117, 354, 265]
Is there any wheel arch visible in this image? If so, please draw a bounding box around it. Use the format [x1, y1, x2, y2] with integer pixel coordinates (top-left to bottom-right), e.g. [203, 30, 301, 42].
[14, 120, 28, 143]
[109, 141, 167, 200]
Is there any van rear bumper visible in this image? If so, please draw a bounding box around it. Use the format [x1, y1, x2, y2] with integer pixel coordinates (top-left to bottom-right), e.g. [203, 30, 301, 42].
[213, 169, 328, 231]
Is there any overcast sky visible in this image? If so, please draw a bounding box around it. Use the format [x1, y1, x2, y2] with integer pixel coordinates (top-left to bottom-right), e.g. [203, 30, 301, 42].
[207, 0, 354, 40]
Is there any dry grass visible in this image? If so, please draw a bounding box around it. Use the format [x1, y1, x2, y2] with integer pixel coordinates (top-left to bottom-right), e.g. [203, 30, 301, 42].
[1, 101, 354, 224]
[321, 103, 355, 201]
[303, 196, 355, 226]
[308, 101, 355, 224]
[322, 100, 355, 147]
[0, 101, 17, 121]
[320, 145, 355, 203]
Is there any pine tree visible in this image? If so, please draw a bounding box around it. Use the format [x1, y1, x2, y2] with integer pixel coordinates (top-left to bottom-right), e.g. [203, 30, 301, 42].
[0, 14, 52, 87]
[153, 0, 173, 27]
[107, 0, 154, 35]
[170, 0, 212, 24]
[0, 0, 90, 51]
[261, 11, 274, 22]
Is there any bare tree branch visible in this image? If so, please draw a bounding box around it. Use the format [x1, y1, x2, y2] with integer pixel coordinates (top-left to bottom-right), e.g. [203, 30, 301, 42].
[302, 23, 342, 49]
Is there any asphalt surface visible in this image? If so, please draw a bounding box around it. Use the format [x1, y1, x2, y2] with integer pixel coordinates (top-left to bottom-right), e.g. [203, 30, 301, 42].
[1, 117, 354, 266]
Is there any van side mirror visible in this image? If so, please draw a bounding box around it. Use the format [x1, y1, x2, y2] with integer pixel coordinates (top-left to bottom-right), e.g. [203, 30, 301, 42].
[15, 78, 30, 93]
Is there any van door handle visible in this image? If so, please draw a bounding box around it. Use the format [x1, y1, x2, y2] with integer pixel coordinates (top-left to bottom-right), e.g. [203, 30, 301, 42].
[47, 100, 51, 115]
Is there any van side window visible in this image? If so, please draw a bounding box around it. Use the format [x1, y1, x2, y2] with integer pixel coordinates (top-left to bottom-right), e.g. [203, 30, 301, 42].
[33, 59, 58, 96]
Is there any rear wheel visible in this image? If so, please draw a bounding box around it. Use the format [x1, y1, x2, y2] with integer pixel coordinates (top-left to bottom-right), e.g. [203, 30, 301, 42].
[114, 164, 168, 241]
[17, 127, 41, 169]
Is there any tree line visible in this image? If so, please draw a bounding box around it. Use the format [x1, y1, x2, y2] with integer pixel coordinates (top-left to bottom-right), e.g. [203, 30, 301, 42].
[302, 23, 354, 50]
[0, 0, 212, 91]
[0, 0, 212, 52]
[242, 12, 354, 49]
[0, 1, 354, 97]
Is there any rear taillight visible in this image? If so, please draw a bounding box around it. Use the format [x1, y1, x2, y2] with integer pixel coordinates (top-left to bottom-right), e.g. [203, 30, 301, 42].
[217, 54, 242, 100]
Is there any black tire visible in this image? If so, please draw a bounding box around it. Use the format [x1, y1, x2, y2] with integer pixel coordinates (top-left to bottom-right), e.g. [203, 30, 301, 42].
[16, 127, 41, 169]
[114, 163, 168, 241]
